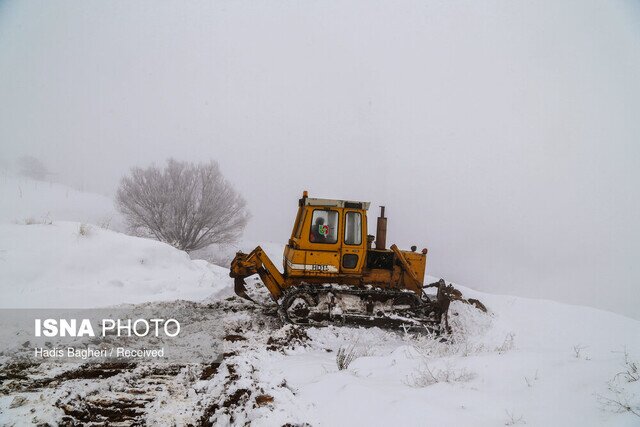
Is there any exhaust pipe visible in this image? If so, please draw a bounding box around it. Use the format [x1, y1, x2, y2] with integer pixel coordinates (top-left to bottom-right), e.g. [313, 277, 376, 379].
[375, 206, 387, 250]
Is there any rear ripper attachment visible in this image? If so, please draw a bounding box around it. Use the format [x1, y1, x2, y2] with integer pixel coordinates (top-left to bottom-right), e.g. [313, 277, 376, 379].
[230, 191, 483, 333]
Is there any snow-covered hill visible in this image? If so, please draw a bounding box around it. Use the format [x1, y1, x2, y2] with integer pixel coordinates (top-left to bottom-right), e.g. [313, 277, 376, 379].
[0, 176, 124, 230]
[0, 221, 233, 308]
[0, 176, 234, 308]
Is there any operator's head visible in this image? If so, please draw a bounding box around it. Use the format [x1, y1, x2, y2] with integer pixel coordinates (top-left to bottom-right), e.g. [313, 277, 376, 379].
[315, 217, 325, 226]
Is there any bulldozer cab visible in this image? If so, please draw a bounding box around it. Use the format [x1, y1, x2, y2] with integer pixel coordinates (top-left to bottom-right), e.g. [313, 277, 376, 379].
[284, 191, 370, 278]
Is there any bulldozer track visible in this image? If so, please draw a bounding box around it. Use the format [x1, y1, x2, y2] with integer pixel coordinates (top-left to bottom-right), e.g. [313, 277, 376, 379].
[280, 283, 444, 332]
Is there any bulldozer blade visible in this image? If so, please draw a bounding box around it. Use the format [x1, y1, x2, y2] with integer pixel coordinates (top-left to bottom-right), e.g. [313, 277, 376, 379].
[234, 277, 255, 303]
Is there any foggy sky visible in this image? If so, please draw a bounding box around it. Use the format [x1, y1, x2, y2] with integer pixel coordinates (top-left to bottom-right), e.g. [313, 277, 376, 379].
[1, 0, 639, 319]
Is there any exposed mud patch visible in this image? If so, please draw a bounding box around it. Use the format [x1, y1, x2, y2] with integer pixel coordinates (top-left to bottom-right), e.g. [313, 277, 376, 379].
[255, 394, 274, 407]
[266, 325, 310, 352]
[199, 362, 220, 380]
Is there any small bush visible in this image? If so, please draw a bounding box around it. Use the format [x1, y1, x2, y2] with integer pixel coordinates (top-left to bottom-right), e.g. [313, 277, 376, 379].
[618, 349, 639, 383]
[597, 349, 640, 418]
[406, 362, 476, 388]
[336, 345, 358, 371]
[573, 344, 588, 359]
[496, 333, 515, 354]
[504, 410, 526, 425]
[78, 223, 92, 237]
[22, 214, 52, 225]
[598, 390, 640, 418]
[524, 370, 539, 388]
[97, 216, 112, 230]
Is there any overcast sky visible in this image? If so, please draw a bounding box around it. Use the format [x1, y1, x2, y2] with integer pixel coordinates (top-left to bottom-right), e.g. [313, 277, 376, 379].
[1, 0, 639, 318]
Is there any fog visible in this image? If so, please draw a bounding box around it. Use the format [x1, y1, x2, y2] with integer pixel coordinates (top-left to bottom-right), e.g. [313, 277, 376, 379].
[1, 1, 639, 318]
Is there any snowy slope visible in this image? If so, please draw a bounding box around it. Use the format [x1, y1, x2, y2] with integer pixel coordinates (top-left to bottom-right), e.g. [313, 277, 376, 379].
[0, 175, 234, 308]
[0, 221, 233, 308]
[0, 175, 124, 230]
[213, 285, 640, 426]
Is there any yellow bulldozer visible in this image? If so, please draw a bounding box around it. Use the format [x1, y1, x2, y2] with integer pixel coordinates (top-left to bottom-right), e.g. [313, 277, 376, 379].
[230, 191, 475, 331]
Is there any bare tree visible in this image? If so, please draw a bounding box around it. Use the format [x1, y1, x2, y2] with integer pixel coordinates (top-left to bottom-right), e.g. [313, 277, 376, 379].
[116, 159, 249, 252]
[18, 155, 49, 180]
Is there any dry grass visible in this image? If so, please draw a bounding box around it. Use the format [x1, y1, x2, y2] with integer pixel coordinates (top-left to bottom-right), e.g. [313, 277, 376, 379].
[78, 223, 92, 237]
[336, 345, 358, 371]
[504, 410, 526, 425]
[406, 362, 476, 388]
[597, 348, 640, 418]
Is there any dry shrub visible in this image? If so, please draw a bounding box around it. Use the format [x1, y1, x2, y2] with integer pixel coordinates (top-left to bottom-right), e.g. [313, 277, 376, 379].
[406, 362, 476, 388]
[78, 223, 91, 237]
[336, 345, 358, 371]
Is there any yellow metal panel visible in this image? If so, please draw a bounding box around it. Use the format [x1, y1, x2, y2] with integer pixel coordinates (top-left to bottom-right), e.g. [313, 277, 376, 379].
[304, 250, 340, 275]
[284, 246, 308, 278]
[402, 251, 427, 284]
[290, 205, 303, 240]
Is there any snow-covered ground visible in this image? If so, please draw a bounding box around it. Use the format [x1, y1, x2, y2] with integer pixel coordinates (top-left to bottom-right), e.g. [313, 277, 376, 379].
[211, 281, 640, 426]
[0, 176, 124, 231]
[4, 287, 637, 426]
[0, 178, 639, 425]
[0, 221, 233, 308]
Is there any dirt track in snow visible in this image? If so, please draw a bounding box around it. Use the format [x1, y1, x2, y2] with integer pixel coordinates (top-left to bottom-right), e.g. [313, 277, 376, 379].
[0, 297, 304, 426]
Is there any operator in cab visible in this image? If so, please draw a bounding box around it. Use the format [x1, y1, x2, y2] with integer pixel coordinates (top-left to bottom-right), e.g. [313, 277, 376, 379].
[310, 217, 327, 243]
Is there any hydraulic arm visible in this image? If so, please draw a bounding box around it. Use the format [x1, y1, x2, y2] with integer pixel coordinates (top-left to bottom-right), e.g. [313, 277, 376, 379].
[229, 246, 285, 301]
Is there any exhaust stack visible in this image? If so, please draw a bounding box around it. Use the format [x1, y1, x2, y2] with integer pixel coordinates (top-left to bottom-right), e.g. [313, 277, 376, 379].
[375, 206, 387, 250]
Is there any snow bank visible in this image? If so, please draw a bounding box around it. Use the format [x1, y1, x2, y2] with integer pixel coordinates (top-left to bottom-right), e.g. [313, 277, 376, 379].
[0, 221, 233, 308]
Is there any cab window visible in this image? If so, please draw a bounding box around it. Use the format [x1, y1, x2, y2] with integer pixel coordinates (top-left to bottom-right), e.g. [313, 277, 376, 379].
[309, 210, 338, 244]
[344, 212, 362, 245]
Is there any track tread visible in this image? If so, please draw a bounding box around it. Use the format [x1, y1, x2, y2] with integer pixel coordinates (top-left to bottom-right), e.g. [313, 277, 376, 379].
[280, 284, 444, 332]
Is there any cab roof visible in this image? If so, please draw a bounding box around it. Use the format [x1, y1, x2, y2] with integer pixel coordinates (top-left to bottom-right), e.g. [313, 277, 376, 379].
[302, 196, 370, 210]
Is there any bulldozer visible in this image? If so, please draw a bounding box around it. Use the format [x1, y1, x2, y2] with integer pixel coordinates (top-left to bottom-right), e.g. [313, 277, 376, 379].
[230, 191, 472, 331]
